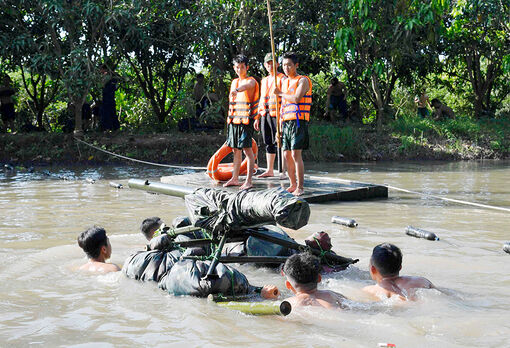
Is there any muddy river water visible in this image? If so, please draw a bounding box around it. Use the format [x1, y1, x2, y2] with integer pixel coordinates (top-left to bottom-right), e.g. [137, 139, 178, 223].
[0, 161, 509, 347]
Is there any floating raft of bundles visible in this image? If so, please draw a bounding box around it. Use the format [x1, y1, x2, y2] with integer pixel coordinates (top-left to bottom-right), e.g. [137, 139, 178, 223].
[123, 188, 358, 313]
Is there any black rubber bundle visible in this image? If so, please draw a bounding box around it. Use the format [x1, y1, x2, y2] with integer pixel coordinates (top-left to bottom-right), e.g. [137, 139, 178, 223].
[122, 249, 182, 282]
[185, 187, 310, 235]
[158, 259, 252, 297]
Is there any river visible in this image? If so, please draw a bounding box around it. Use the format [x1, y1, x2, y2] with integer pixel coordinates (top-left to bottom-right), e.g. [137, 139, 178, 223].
[0, 161, 509, 347]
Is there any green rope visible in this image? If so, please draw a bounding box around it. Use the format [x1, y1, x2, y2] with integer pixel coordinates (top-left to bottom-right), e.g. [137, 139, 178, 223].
[313, 237, 336, 268]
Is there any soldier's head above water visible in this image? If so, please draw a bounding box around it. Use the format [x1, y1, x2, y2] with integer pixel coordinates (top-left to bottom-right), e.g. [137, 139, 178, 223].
[283, 252, 322, 292]
[140, 216, 164, 241]
[77, 226, 120, 273]
[282, 253, 348, 309]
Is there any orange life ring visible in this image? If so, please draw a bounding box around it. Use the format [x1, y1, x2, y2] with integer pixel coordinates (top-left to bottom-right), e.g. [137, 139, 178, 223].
[207, 139, 258, 182]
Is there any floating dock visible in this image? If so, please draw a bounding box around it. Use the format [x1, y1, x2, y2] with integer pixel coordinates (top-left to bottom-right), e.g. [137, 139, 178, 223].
[150, 172, 388, 203]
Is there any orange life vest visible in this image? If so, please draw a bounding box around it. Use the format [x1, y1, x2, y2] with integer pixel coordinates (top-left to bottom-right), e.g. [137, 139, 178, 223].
[258, 72, 285, 118]
[281, 75, 312, 122]
[228, 77, 260, 124]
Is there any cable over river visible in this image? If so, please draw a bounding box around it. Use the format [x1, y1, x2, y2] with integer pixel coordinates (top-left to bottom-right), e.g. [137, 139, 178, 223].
[0, 161, 509, 347]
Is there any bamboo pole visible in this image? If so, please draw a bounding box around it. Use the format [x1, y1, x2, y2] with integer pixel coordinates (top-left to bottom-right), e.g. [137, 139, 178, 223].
[266, 0, 282, 173]
[212, 299, 292, 316]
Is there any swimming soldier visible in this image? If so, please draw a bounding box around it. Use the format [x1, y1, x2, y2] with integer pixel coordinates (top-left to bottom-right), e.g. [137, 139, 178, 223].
[363, 243, 437, 301]
[283, 253, 348, 309]
[77, 226, 120, 273]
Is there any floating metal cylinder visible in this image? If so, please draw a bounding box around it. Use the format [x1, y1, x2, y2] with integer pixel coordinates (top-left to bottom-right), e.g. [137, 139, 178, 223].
[109, 181, 123, 189]
[405, 226, 439, 241]
[128, 179, 195, 198]
[331, 216, 358, 227]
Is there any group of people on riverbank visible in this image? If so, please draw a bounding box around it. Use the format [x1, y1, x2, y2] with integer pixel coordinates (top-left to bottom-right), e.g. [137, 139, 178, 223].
[415, 91, 455, 120]
[77, 222, 438, 309]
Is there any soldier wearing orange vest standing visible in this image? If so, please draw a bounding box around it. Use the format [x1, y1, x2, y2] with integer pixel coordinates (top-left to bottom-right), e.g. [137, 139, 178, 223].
[224, 54, 260, 190]
[274, 52, 312, 196]
[254, 53, 286, 179]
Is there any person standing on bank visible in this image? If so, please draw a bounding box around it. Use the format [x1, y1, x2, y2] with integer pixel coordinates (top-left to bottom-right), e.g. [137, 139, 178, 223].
[0, 75, 16, 133]
[273, 52, 312, 196]
[99, 65, 120, 131]
[254, 53, 286, 179]
[414, 91, 431, 118]
[224, 54, 260, 190]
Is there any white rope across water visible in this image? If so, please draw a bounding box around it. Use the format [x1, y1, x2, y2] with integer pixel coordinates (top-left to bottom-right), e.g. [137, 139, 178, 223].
[307, 175, 510, 214]
[72, 138, 509, 213]
[74, 137, 208, 170]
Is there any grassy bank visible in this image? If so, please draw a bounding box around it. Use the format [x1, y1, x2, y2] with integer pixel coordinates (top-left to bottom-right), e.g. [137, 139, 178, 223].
[307, 114, 510, 161]
[1, 114, 508, 167]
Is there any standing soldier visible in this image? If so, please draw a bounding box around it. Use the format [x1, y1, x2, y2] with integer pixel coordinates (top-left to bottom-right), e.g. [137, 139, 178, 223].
[254, 53, 286, 178]
[224, 54, 260, 190]
[274, 52, 312, 196]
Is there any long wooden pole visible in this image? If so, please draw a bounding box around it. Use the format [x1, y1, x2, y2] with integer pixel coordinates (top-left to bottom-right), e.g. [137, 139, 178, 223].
[266, 0, 282, 173]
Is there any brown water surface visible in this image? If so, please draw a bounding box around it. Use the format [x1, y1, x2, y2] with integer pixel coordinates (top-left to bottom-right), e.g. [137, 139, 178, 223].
[1, 161, 509, 347]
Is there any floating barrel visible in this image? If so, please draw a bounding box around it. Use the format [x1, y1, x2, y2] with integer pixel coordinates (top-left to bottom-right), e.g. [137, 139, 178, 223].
[503, 242, 510, 254]
[109, 181, 123, 189]
[85, 178, 96, 184]
[405, 226, 439, 241]
[331, 216, 358, 227]
[128, 179, 194, 198]
[212, 300, 292, 316]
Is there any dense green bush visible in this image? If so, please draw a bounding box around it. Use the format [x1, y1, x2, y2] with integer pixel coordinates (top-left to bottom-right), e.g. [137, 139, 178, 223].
[308, 123, 362, 160]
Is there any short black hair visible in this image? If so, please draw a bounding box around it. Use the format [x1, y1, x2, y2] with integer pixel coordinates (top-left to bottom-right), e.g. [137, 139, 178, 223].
[282, 52, 299, 64]
[331, 77, 339, 85]
[431, 98, 440, 106]
[283, 253, 321, 290]
[140, 217, 162, 241]
[371, 243, 402, 277]
[78, 226, 108, 259]
[197, 73, 204, 79]
[233, 54, 249, 66]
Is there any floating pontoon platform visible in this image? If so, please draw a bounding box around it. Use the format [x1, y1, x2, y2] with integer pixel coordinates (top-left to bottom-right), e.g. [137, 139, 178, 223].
[146, 172, 388, 203]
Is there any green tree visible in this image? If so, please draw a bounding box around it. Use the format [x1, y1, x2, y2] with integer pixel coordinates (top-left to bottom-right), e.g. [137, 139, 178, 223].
[0, 0, 114, 134]
[443, 0, 510, 117]
[335, 0, 447, 129]
[109, 0, 197, 124]
[0, 1, 61, 129]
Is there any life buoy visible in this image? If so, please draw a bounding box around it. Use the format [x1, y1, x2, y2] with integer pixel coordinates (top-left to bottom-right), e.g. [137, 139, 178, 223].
[207, 139, 258, 182]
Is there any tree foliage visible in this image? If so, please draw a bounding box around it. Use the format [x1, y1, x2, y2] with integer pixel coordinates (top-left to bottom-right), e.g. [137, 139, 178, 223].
[442, 0, 510, 116]
[0, 0, 508, 133]
[109, 0, 198, 123]
[334, 0, 448, 129]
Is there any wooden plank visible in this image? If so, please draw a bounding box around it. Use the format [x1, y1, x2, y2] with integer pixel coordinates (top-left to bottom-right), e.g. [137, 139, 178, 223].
[159, 172, 387, 203]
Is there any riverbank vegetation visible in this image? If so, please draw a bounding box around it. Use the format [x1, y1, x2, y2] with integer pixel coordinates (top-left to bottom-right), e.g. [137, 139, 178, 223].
[1, 111, 508, 166]
[0, 0, 508, 163]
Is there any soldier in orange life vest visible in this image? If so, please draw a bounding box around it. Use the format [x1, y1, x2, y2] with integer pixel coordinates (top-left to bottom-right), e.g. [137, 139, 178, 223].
[224, 54, 260, 190]
[273, 52, 312, 196]
[254, 53, 286, 179]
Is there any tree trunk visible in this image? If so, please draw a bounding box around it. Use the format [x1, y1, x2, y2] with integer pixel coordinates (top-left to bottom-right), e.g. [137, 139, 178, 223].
[371, 74, 384, 132]
[73, 95, 87, 135]
[37, 108, 44, 129]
